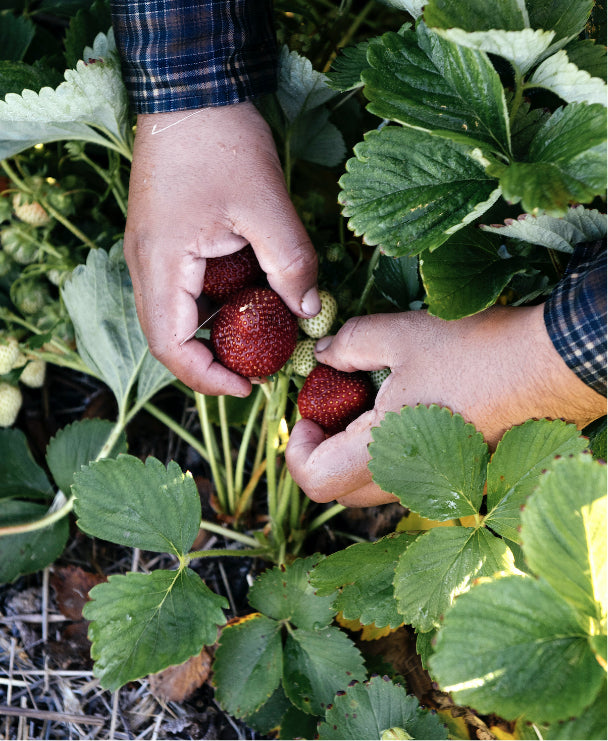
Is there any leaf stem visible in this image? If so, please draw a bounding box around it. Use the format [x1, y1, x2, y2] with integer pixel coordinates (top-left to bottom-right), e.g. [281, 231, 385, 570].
[354, 245, 381, 315]
[218, 395, 236, 513]
[187, 547, 269, 560]
[234, 385, 265, 497]
[307, 503, 346, 532]
[195, 392, 227, 511]
[0, 493, 74, 537]
[198, 519, 261, 548]
[143, 402, 210, 463]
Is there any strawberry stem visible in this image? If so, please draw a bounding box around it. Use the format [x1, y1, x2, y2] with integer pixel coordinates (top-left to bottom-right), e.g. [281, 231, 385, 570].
[196, 392, 228, 511]
[218, 395, 236, 513]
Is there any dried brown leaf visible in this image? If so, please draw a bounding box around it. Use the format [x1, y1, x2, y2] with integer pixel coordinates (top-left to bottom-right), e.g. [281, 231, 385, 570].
[148, 649, 212, 703]
[50, 565, 106, 620]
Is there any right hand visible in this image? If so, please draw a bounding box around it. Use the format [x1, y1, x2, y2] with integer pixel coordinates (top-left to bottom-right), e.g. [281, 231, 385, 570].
[286, 305, 606, 507]
[123, 101, 320, 396]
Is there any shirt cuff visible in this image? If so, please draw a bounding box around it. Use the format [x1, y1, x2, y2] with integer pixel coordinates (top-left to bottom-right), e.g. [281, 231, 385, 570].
[544, 238, 607, 397]
[111, 0, 278, 113]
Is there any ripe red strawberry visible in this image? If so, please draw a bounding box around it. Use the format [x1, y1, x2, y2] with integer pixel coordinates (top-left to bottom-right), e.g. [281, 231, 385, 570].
[203, 245, 262, 302]
[297, 364, 374, 435]
[211, 287, 298, 377]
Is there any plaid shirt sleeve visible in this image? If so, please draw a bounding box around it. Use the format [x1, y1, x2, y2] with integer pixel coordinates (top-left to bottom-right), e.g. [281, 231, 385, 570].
[544, 239, 607, 397]
[110, 0, 278, 113]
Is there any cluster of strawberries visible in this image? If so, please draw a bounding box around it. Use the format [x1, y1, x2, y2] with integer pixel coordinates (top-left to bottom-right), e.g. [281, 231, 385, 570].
[202, 245, 378, 435]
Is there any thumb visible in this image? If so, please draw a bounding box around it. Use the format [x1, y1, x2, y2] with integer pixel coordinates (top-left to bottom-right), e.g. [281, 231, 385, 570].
[314, 314, 403, 372]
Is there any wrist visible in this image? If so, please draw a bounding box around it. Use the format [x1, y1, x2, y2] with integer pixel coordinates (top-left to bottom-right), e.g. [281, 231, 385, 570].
[478, 304, 605, 436]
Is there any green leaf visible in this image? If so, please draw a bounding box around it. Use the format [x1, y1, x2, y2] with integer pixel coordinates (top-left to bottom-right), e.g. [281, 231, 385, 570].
[429, 574, 606, 723]
[369, 405, 488, 520]
[394, 526, 515, 631]
[423, 0, 528, 32]
[0, 30, 130, 159]
[528, 50, 607, 106]
[416, 629, 436, 670]
[420, 226, 528, 319]
[288, 108, 346, 167]
[282, 626, 366, 716]
[84, 568, 227, 692]
[248, 555, 336, 630]
[499, 103, 607, 216]
[382, 0, 424, 17]
[480, 205, 607, 252]
[278, 704, 320, 740]
[544, 683, 607, 740]
[431, 28, 555, 75]
[310, 533, 414, 630]
[0, 12, 35, 61]
[363, 26, 510, 152]
[520, 454, 607, 624]
[0, 500, 69, 583]
[326, 41, 369, 91]
[242, 686, 293, 736]
[46, 418, 127, 494]
[485, 419, 588, 544]
[64, 1, 112, 68]
[61, 243, 174, 413]
[213, 614, 283, 718]
[0, 428, 52, 499]
[338, 126, 499, 257]
[373, 253, 420, 310]
[317, 675, 448, 740]
[0, 60, 60, 99]
[563, 39, 607, 81]
[73, 455, 201, 556]
[277, 46, 339, 122]
[527, 0, 594, 43]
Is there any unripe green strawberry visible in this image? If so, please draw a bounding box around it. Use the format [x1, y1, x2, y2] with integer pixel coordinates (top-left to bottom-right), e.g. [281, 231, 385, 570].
[12, 194, 51, 227]
[0, 337, 20, 375]
[47, 267, 73, 287]
[12, 279, 52, 315]
[325, 243, 345, 263]
[369, 367, 391, 391]
[0, 383, 22, 427]
[20, 359, 46, 388]
[0, 250, 13, 277]
[298, 290, 337, 339]
[291, 339, 318, 377]
[1, 224, 40, 264]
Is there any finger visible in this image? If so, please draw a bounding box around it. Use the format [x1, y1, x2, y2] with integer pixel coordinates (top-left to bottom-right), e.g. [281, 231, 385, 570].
[333, 483, 399, 508]
[234, 182, 320, 319]
[313, 315, 406, 372]
[125, 239, 252, 396]
[286, 412, 389, 504]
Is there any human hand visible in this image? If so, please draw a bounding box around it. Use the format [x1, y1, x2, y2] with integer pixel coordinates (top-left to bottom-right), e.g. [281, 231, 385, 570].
[286, 305, 605, 507]
[124, 101, 319, 396]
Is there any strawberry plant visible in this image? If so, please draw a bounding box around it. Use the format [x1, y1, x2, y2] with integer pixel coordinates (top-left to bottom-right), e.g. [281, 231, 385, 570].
[0, 0, 606, 738]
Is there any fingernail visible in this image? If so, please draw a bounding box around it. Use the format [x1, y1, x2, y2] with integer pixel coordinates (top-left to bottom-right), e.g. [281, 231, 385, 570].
[315, 336, 332, 353]
[301, 288, 321, 317]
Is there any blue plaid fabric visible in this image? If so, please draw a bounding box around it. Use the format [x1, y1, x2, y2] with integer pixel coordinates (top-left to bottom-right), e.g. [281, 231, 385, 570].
[110, 0, 278, 113]
[544, 239, 607, 397]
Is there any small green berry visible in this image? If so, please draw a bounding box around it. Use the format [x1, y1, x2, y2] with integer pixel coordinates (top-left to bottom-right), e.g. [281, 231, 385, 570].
[0, 383, 22, 427]
[291, 339, 318, 377]
[20, 359, 46, 388]
[0, 337, 20, 375]
[369, 367, 391, 391]
[298, 290, 338, 339]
